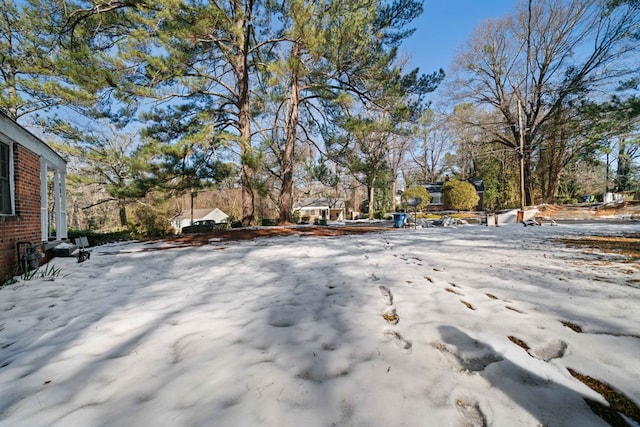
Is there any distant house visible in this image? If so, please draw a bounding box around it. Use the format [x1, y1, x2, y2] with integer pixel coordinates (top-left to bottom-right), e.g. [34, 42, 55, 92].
[294, 198, 345, 221]
[171, 208, 228, 232]
[1, 112, 67, 279]
[424, 183, 444, 206]
[422, 179, 485, 211]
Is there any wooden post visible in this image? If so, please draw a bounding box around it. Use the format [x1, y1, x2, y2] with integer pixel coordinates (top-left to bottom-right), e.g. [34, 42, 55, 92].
[518, 99, 526, 211]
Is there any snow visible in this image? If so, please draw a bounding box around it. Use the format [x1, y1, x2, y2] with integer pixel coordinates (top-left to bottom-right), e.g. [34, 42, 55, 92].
[1, 222, 639, 426]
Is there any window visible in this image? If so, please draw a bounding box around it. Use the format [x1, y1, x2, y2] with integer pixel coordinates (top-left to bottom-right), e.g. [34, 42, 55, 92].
[0, 141, 11, 214]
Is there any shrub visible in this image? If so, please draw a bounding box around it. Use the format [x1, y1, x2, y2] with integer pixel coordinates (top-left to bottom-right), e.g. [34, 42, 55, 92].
[260, 218, 278, 226]
[374, 210, 386, 220]
[68, 229, 131, 246]
[128, 206, 174, 238]
[442, 180, 480, 211]
[401, 186, 431, 210]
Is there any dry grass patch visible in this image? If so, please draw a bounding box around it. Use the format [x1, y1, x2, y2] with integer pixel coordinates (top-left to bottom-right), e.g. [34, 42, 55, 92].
[508, 335, 530, 351]
[568, 368, 640, 426]
[561, 320, 584, 333]
[460, 300, 475, 310]
[170, 225, 390, 245]
[557, 233, 640, 261]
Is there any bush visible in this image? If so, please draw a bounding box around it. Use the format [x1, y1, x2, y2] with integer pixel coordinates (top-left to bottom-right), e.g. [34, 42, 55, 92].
[374, 211, 386, 220]
[442, 180, 480, 211]
[401, 186, 431, 210]
[260, 218, 278, 226]
[128, 206, 174, 238]
[67, 229, 132, 246]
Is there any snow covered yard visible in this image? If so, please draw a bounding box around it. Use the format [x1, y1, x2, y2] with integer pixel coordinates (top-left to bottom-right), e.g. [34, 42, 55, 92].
[1, 223, 639, 426]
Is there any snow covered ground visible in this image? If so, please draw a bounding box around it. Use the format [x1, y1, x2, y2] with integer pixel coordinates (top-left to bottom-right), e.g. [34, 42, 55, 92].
[1, 222, 639, 426]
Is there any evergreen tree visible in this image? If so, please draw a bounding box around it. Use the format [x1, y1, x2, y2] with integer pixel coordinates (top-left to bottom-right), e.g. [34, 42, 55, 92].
[260, 0, 443, 224]
[0, 0, 97, 120]
[51, 0, 265, 224]
[49, 124, 155, 228]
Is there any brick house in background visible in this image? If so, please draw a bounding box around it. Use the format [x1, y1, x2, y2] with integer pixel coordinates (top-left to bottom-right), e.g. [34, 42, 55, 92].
[0, 112, 67, 280]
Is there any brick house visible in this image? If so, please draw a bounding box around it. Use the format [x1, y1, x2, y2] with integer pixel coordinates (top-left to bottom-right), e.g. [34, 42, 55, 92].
[1, 112, 67, 279]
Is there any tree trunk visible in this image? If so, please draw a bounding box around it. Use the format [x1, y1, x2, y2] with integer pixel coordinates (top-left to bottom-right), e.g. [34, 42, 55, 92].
[118, 201, 127, 229]
[615, 139, 631, 192]
[368, 185, 375, 220]
[278, 42, 300, 225]
[391, 179, 398, 212]
[5, 64, 18, 120]
[523, 155, 534, 207]
[234, 0, 255, 226]
[351, 177, 360, 219]
[519, 129, 535, 207]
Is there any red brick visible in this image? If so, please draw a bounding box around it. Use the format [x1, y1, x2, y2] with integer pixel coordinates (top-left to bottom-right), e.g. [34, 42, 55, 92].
[1, 144, 43, 280]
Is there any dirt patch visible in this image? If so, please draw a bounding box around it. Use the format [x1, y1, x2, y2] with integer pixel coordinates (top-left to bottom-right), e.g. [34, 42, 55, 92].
[557, 233, 640, 261]
[166, 225, 392, 246]
[538, 201, 640, 220]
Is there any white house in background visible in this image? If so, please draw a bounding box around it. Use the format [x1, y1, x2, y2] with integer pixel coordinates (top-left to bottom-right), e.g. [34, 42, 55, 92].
[294, 198, 345, 221]
[171, 208, 228, 232]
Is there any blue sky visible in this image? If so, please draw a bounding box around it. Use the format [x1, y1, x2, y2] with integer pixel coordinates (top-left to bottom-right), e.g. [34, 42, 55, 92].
[401, 0, 517, 74]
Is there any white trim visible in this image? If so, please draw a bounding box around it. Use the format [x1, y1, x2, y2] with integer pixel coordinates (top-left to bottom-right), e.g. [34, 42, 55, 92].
[0, 140, 15, 215]
[53, 170, 61, 239]
[39, 164, 69, 241]
[59, 171, 67, 239]
[0, 113, 66, 170]
[41, 157, 48, 241]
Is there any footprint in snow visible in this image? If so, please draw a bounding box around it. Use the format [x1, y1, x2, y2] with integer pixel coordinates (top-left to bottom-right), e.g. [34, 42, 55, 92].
[382, 306, 399, 325]
[455, 398, 487, 427]
[529, 339, 567, 361]
[384, 329, 411, 349]
[432, 326, 503, 373]
[379, 285, 393, 305]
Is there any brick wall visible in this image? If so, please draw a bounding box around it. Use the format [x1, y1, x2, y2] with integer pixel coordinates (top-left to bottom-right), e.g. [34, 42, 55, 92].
[0, 143, 42, 280]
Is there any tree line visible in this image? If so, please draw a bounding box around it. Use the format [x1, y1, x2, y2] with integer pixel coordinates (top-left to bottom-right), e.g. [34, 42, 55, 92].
[1, 0, 638, 233]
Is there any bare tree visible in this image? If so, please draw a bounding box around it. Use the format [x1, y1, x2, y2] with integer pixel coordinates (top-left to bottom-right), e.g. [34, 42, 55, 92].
[408, 109, 451, 183]
[450, 0, 640, 205]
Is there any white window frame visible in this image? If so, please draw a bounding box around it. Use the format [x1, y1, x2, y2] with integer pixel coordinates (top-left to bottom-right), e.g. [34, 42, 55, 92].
[0, 140, 14, 216]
